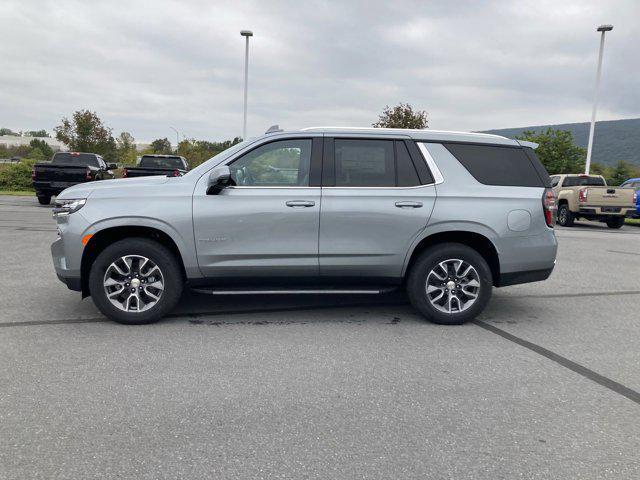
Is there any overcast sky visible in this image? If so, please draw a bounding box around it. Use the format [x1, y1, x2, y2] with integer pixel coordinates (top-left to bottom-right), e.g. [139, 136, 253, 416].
[1, 0, 638, 143]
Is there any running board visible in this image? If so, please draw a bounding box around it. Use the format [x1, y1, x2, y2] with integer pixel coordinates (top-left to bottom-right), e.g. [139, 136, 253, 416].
[190, 287, 396, 296]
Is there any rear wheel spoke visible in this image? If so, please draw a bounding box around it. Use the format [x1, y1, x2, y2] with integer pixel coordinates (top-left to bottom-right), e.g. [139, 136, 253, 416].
[425, 258, 480, 314]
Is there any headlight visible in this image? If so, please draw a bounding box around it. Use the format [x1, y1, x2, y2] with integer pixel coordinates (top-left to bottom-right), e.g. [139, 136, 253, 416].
[52, 198, 86, 217]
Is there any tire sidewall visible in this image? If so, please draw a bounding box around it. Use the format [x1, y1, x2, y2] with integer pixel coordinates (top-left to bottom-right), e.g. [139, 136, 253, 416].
[89, 238, 183, 324]
[407, 243, 493, 325]
[557, 204, 573, 226]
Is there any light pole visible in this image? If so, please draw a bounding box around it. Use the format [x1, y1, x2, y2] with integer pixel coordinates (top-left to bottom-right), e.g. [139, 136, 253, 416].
[585, 24, 613, 174]
[169, 126, 179, 153]
[240, 30, 253, 140]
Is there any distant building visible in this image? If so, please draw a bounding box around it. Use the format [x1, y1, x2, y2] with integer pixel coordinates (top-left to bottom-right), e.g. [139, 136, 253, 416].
[0, 135, 67, 151]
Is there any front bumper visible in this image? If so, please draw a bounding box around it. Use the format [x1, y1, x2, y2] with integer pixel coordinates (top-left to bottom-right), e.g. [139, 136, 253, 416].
[51, 237, 82, 291]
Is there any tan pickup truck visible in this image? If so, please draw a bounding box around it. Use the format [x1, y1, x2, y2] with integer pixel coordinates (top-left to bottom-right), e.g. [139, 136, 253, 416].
[551, 174, 637, 228]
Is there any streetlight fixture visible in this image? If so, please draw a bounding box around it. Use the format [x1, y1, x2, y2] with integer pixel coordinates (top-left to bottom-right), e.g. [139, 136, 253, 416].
[585, 24, 613, 174]
[240, 30, 253, 140]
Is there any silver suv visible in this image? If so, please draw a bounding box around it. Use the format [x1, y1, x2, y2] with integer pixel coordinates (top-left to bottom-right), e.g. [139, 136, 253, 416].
[51, 127, 557, 325]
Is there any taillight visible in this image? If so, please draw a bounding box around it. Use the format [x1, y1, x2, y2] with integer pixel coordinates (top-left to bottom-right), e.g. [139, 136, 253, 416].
[542, 188, 556, 228]
[85, 167, 91, 181]
[578, 188, 588, 203]
[172, 169, 181, 177]
[122, 168, 128, 178]
[31, 167, 36, 181]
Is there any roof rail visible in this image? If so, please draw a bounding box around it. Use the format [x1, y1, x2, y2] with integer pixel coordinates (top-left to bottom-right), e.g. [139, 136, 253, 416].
[265, 125, 283, 134]
[516, 140, 539, 149]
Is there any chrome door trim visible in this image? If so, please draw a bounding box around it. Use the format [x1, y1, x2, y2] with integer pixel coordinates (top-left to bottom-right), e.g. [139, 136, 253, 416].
[416, 142, 445, 185]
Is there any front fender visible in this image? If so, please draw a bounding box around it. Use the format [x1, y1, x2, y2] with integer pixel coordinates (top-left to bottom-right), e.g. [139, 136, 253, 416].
[82, 215, 200, 278]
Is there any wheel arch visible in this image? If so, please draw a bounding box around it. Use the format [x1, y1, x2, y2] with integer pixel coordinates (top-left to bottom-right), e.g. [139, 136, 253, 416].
[403, 228, 500, 286]
[80, 225, 187, 297]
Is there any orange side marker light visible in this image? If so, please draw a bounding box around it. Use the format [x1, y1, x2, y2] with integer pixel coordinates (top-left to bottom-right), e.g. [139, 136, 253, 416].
[82, 234, 93, 246]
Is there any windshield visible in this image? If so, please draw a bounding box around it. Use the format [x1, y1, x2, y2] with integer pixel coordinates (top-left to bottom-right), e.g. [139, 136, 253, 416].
[139, 156, 184, 169]
[183, 139, 255, 178]
[52, 153, 99, 167]
[562, 176, 606, 187]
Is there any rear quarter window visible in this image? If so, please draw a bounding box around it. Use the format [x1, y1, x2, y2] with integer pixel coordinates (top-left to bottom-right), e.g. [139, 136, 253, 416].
[444, 143, 547, 187]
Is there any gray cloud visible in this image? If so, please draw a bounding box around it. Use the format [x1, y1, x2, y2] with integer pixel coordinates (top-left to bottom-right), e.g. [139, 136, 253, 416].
[1, 0, 637, 142]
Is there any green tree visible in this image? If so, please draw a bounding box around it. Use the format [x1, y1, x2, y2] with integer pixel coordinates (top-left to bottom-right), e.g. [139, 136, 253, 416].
[150, 137, 173, 154]
[29, 139, 53, 159]
[25, 129, 50, 138]
[373, 103, 428, 129]
[116, 132, 137, 165]
[516, 128, 585, 175]
[607, 160, 634, 186]
[54, 110, 117, 161]
[0, 128, 18, 136]
[177, 137, 243, 167]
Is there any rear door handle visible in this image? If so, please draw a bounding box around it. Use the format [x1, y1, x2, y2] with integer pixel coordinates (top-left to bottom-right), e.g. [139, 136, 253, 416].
[395, 201, 423, 208]
[286, 200, 315, 208]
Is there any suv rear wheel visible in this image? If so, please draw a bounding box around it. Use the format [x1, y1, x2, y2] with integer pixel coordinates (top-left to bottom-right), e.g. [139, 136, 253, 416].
[406, 243, 492, 325]
[88, 238, 183, 324]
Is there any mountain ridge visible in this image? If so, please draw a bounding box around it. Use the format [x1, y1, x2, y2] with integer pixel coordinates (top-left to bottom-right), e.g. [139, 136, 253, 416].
[480, 118, 640, 166]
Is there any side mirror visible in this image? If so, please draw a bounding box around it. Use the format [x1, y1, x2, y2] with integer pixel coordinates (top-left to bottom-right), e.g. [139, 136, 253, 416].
[207, 166, 232, 195]
[108, 163, 118, 170]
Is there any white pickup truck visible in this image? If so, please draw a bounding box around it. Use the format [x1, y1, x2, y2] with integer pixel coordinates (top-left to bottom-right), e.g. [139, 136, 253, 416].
[551, 174, 637, 229]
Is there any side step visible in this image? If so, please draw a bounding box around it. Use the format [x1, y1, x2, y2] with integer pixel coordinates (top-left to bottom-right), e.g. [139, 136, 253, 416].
[190, 287, 397, 296]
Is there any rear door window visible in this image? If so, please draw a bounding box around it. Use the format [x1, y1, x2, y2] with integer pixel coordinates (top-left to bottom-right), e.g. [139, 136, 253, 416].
[444, 143, 546, 187]
[334, 139, 395, 187]
[395, 141, 421, 187]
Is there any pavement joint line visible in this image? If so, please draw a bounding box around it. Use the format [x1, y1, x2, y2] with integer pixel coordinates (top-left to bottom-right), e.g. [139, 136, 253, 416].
[1, 289, 639, 328]
[494, 289, 640, 300]
[473, 319, 640, 406]
[607, 249, 640, 257]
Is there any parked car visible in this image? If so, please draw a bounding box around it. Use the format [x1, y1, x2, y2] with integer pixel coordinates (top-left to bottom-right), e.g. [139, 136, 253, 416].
[122, 154, 189, 178]
[51, 127, 557, 325]
[550, 174, 637, 228]
[33, 152, 116, 205]
[620, 177, 640, 218]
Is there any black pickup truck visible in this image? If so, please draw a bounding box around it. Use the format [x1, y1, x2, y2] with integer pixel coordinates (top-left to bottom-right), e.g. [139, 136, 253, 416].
[32, 152, 116, 205]
[123, 155, 189, 178]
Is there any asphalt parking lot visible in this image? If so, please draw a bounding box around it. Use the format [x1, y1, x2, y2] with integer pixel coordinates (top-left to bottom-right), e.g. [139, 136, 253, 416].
[1, 194, 640, 479]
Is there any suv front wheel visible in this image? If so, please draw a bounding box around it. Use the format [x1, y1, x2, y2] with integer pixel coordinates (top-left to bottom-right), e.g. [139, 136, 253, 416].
[89, 238, 183, 324]
[406, 243, 493, 325]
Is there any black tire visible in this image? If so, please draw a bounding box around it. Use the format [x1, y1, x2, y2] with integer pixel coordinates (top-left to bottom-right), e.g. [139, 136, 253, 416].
[557, 203, 574, 227]
[88, 238, 183, 324]
[606, 216, 625, 229]
[37, 194, 51, 205]
[406, 243, 493, 325]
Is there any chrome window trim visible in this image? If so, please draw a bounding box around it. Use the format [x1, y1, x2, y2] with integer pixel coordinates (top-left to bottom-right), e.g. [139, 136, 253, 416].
[224, 186, 320, 190]
[416, 142, 444, 185]
[321, 185, 434, 190]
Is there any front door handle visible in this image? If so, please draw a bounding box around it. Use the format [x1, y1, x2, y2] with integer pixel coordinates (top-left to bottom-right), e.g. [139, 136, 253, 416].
[395, 201, 423, 208]
[286, 200, 315, 208]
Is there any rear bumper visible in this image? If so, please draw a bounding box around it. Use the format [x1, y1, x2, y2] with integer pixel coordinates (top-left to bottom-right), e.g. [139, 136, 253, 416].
[578, 206, 636, 217]
[497, 266, 554, 287]
[33, 181, 80, 195]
